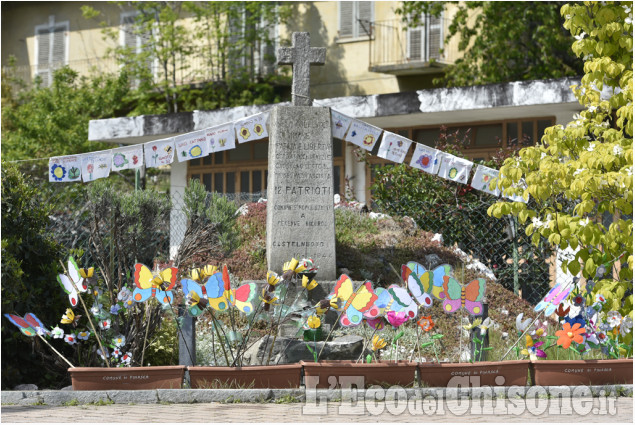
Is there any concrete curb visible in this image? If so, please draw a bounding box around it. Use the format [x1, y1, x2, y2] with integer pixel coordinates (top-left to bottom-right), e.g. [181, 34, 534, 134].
[2, 385, 631, 406]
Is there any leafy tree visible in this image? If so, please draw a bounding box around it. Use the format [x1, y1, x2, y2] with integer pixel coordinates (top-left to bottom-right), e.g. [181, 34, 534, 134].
[1, 162, 67, 389]
[1, 67, 130, 161]
[396, 1, 584, 87]
[489, 2, 633, 316]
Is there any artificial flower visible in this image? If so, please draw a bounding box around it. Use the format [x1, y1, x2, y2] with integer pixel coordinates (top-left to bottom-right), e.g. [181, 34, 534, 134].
[121, 352, 132, 365]
[463, 317, 482, 331]
[118, 287, 133, 304]
[61, 308, 79, 326]
[302, 275, 318, 291]
[515, 313, 532, 332]
[620, 317, 633, 336]
[314, 299, 331, 316]
[97, 348, 109, 360]
[585, 279, 595, 293]
[522, 335, 546, 359]
[51, 326, 64, 339]
[260, 289, 278, 306]
[366, 317, 385, 330]
[201, 265, 218, 278]
[92, 287, 103, 298]
[386, 311, 408, 328]
[607, 311, 623, 328]
[266, 271, 281, 287]
[372, 335, 387, 351]
[77, 331, 90, 340]
[564, 315, 586, 328]
[555, 322, 586, 349]
[306, 315, 321, 329]
[418, 316, 434, 332]
[572, 294, 586, 307]
[477, 317, 493, 336]
[299, 258, 318, 272]
[329, 297, 344, 310]
[64, 333, 77, 345]
[596, 331, 608, 344]
[99, 318, 111, 330]
[530, 321, 548, 337]
[90, 303, 104, 316]
[283, 258, 305, 275]
[112, 348, 122, 358]
[112, 335, 126, 347]
[190, 268, 202, 282]
[110, 305, 121, 315]
[79, 267, 94, 279]
[555, 303, 570, 318]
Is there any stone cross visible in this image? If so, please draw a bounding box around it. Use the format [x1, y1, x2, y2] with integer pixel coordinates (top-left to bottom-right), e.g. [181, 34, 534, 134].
[277, 32, 326, 106]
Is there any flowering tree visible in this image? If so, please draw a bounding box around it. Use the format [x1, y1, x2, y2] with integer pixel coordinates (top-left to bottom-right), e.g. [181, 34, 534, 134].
[489, 2, 633, 317]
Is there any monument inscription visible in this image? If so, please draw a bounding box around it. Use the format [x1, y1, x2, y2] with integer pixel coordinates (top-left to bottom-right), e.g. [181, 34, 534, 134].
[266, 106, 336, 279]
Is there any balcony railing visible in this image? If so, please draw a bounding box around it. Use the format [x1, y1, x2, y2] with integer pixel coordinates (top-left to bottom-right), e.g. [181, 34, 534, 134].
[369, 19, 449, 75]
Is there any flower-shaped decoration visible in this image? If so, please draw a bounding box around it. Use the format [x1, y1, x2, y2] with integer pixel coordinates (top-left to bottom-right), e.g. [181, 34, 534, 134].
[521, 335, 546, 359]
[306, 315, 321, 329]
[240, 127, 251, 140]
[564, 314, 586, 327]
[418, 316, 434, 332]
[51, 164, 66, 181]
[189, 145, 203, 158]
[314, 299, 332, 316]
[573, 293, 586, 307]
[477, 317, 493, 336]
[113, 335, 126, 347]
[61, 308, 80, 327]
[463, 317, 482, 331]
[362, 134, 375, 146]
[77, 331, 90, 340]
[555, 303, 570, 318]
[254, 124, 264, 136]
[416, 154, 433, 169]
[64, 333, 77, 345]
[302, 275, 318, 291]
[372, 335, 387, 351]
[555, 322, 585, 349]
[112, 348, 122, 358]
[113, 153, 128, 168]
[448, 167, 459, 179]
[386, 311, 408, 328]
[606, 311, 623, 328]
[98, 318, 111, 331]
[110, 305, 121, 315]
[122, 352, 132, 365]
[132, 155, 139, 165]
[516, 313, 532, 332]
[51, 326, 64, 339]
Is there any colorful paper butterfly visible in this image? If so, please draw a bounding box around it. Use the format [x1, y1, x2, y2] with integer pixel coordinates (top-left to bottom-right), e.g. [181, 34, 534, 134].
[534, 281, 574, 316]
[4, 313, 47, 337]
[363, 287, 393, 319]
[401, 264, 435, 309]
[221, 265, 258, 314]
[133, 264, 178, 305]
[57, 256, 88, 307]
[328, 275, 378, 327]
[441, 276, 486, 316]
[181, 271, 231, 316]
[386, 284, 418, 319]
[405, 261, 453, 300]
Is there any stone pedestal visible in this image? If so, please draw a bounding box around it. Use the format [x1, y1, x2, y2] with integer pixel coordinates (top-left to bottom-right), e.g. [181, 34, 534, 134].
[266, 106, 336, 280]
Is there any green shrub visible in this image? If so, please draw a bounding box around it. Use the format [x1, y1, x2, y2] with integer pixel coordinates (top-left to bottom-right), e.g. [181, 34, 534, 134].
[1, 162, 66, 389]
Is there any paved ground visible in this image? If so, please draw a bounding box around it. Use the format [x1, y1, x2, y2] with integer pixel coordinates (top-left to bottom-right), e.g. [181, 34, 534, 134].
[2, 398, 633, 423]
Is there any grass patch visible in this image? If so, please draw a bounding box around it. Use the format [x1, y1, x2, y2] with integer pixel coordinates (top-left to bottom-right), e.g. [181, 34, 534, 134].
[63, 399, 79, 406]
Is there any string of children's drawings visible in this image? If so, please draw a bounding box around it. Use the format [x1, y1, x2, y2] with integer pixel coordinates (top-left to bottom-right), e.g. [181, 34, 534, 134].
[43, 107, 528, 202]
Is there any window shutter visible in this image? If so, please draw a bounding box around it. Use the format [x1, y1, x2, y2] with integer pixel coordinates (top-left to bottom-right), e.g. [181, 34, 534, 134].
[122, 15, 137, 50]
[339, 2, 353, 38]
[356, 1, 372, 38]
[407, 26, 422, 61]
[51, 25, 66, 70]
[428, 15, 442, 60]
[36, 28, 51, 87]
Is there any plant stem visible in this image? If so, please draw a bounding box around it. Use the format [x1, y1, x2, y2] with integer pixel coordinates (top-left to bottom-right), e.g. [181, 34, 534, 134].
[38, 334, 75, 368]
[317, 308, 346, 361]
[209, 309, 231, 366]
[140, 302, 151, 366]
[411, 324, 421, 362]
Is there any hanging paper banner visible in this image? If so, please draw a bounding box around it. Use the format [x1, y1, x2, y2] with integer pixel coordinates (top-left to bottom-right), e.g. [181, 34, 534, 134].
[470, 164, 501, 196]
[49, 155, 82, 183]
[409, 143, 442, 175]
[234, 112, 269, 143]
[377, 131, 412, 163]
[438, 154, 473, 184]
[331, 110, 352, 140]
[206, 123, 236, 153]
[111, 145, 144, 171]
[144, 138, 175, 168]
[343, 119, 382, 151]
[81, 150, 112, 183]
[175, 130, 209, 162]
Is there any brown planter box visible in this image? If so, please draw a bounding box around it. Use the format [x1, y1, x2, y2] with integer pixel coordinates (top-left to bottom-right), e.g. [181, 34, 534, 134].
[69, 366, 186, 390]
[419, 360, 530, 387]
[300, 360, 417, 388]
[188, 364, 302, 389]
[530, 359, 633, 386]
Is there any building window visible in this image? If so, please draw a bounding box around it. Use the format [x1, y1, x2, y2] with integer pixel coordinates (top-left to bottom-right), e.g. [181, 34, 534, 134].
[120, 12, 153, 86]
[407, 13, 443, 62]
[35, 16, 69, 87]
[338, 1, 373, 40]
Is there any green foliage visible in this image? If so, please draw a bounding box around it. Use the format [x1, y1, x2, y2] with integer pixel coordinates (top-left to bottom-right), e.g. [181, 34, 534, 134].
[1, 67, 130, 161]
[397, 1, 584, 87]
[143, 316, 178, 366]
[1, 162, 66, 389]
[82, 1, 290, 114]
[490, 2, 633, 316]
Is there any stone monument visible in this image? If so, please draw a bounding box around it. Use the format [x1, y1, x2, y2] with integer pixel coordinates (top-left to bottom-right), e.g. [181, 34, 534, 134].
[266, 32, 337, 280]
